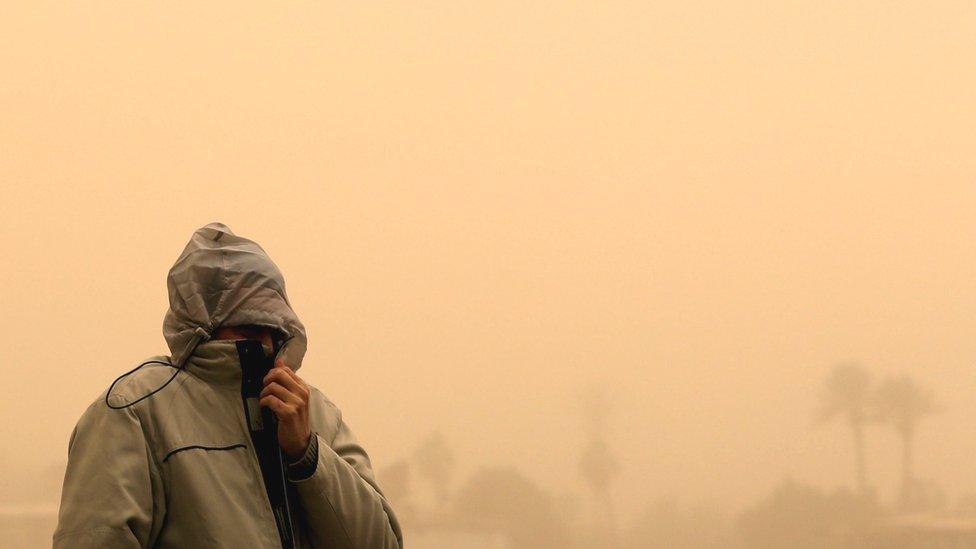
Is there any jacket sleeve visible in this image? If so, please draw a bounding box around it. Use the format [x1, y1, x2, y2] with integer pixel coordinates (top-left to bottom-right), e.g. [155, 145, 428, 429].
[290, 407, 403, 549]
[53, 397, 164, 548]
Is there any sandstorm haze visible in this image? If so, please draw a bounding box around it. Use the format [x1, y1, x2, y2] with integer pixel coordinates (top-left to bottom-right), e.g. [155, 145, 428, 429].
[2, 2, 975, 547]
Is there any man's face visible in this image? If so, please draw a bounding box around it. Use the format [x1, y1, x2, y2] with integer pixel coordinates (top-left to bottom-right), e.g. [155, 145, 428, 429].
[212, 324, 280, 351]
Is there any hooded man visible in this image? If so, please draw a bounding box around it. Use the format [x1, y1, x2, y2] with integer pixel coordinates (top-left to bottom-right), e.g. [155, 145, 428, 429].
[54, 222, 403, 548]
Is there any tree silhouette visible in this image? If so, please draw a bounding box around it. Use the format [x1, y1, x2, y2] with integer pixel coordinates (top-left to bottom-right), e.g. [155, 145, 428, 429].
[577, 385, 620, 545]
[873, 375, 938, 510]
[738, 479, 881, 548]
[818, 362, 873, 495]
[413, 430, 456, 511]
[376, 460, 416, 526]
[453, 466, 570, 549]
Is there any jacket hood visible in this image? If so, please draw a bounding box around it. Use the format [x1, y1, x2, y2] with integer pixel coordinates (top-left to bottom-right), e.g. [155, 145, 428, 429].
[163, 222, 307, 371]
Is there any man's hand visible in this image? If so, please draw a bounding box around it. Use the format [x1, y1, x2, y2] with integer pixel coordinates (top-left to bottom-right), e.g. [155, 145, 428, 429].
[259, 357, 312, 461]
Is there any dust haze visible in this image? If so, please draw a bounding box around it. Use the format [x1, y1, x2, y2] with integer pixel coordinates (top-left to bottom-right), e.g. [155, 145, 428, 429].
[2, 2, 975, 547]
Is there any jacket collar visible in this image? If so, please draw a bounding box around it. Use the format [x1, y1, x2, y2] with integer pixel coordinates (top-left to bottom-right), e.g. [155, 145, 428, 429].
[184, 339, 273, 390]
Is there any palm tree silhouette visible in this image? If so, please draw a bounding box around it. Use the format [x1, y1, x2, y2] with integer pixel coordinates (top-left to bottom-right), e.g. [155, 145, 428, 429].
[873, 375, 938, 510]
[819, 362, 873, 496]
[577, 385, 620, 546]
[414, 430, 456, 512]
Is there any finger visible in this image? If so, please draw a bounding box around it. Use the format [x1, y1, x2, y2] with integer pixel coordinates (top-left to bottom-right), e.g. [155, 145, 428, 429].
[265, 367, 309, 401]
[260, 382, 303, 407]
[274, 358, 302, 381]
[263, 368, 304, 396]
[278, 365, 308, 390]
[259, 395, 297, 418]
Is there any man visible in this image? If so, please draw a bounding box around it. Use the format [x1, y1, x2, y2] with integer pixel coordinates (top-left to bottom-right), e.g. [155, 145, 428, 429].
[54, 222, 403, 548]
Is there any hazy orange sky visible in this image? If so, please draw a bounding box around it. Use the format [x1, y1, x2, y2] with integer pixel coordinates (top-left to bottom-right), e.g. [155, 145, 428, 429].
[2, 2, 975, 524]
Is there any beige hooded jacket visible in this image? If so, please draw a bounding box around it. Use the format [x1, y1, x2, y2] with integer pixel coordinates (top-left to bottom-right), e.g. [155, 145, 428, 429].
[54, 222, 403, 548]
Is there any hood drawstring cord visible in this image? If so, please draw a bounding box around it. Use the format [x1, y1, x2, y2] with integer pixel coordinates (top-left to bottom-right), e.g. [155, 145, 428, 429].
[103, 331, 208, 410]
[105, 358, 184, 410]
